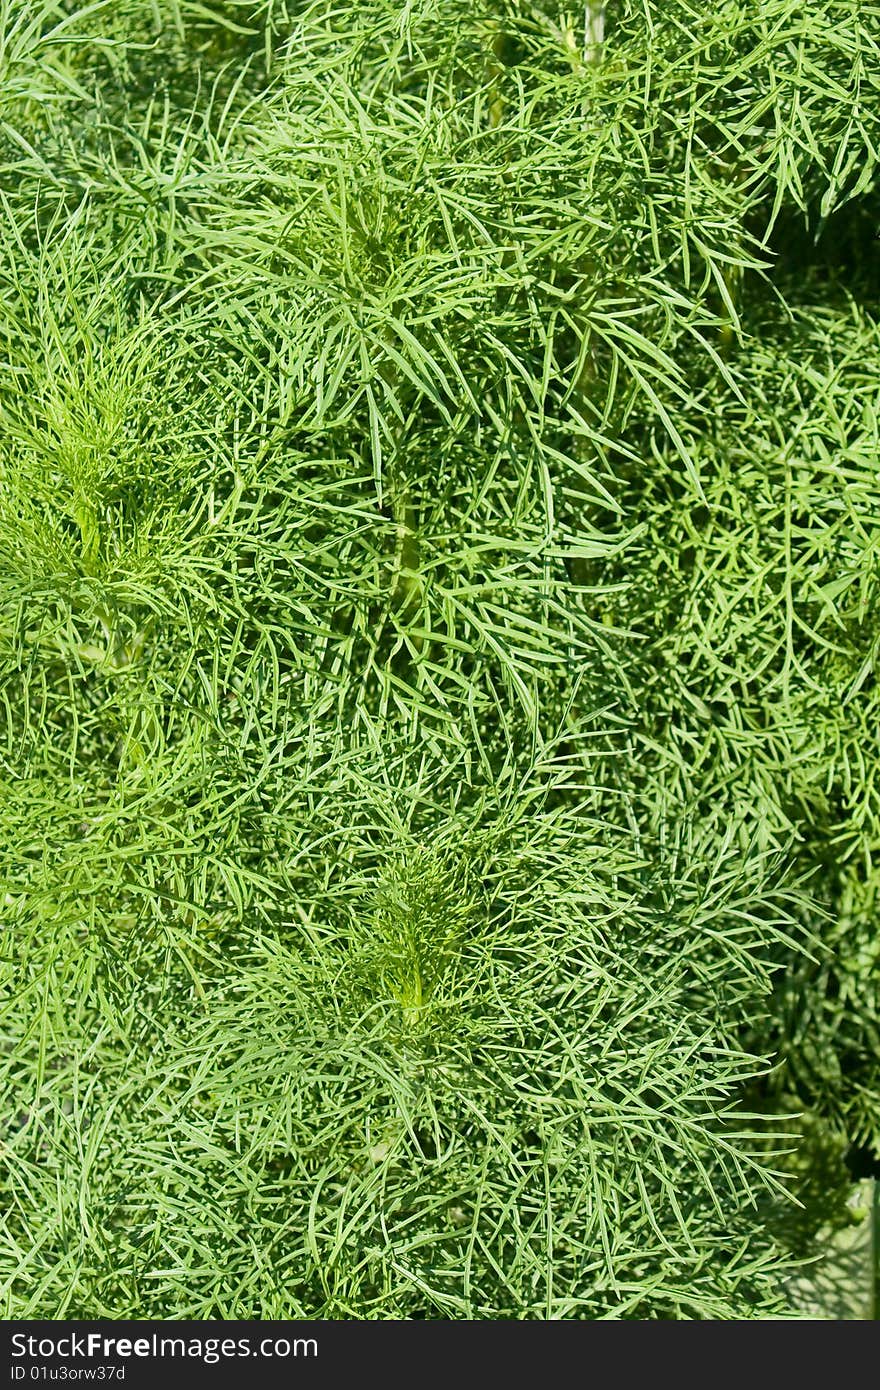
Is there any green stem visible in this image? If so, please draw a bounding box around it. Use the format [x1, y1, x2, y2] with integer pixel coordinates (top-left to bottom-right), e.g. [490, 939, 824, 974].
[585, 2, 605, 66]
[872, 1177, 878, 1320]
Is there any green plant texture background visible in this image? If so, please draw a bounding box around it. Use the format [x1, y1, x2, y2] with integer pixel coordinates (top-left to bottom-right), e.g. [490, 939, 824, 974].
[1, 0, 878, 1319]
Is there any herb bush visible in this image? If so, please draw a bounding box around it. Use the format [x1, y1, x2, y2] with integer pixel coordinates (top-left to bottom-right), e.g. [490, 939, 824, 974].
[1, 0, 878, 1318]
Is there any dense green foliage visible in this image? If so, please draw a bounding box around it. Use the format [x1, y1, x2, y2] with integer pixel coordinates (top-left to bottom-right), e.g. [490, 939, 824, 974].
[1, 0, 878, 1318]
